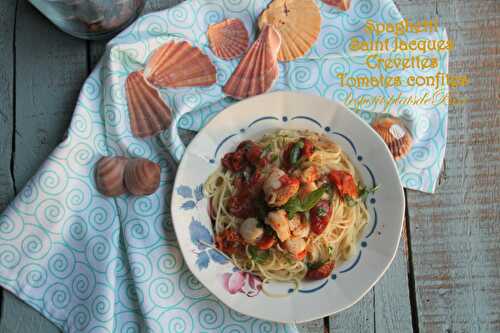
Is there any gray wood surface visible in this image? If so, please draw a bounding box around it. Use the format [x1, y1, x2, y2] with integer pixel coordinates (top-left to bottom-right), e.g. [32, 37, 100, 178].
[0, 0, 498, 332]
[407, 1, 500, 332]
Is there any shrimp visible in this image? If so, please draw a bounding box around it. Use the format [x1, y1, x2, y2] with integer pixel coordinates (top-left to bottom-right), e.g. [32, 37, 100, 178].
[239, 218, 264, 244]
[263, 168, 299, 207]
[265, 209, 291, 242]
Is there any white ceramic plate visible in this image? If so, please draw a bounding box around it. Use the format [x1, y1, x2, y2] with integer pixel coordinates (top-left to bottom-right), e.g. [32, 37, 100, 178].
[171, 91, 405, 323]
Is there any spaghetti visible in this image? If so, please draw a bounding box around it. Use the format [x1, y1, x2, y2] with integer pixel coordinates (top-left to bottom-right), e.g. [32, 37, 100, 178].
[205, 130, 371, 284]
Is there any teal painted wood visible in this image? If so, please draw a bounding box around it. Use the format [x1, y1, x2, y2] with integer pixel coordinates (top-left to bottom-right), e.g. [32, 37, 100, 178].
[12, 0, 88, 189]
[0, 291, 62, 333]
[0, 0, 16, 211]
[407, 1, 500, 332]
[0, 1, 88, 332]
[329, 235, 413, 332]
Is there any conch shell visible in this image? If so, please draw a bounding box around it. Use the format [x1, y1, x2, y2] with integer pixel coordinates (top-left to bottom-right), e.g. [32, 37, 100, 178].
[372, 116, 413, 160]
[95, 156, 128, 197]
[208, 18, 249, 60]
[258, 0, 321, 62]
[124, 158, 161, 196]
[144, 41, 217, 88]
[126, 70, 172, 138]
[223, 24, 281, 100]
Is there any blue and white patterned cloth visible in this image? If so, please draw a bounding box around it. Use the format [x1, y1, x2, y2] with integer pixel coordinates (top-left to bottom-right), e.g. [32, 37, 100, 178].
[0, 0, 447, 332]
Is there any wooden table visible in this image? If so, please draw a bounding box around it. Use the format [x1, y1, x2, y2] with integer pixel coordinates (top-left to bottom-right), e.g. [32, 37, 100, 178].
[0, 0, 498, 332]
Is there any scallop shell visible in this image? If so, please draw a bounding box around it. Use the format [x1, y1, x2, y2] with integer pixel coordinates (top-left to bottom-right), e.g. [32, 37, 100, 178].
[372, 117, 413, 160]
[144, 41, 217, 88]
[258, 0, 321, 62]
[95, 156, 128, 197]
[208, 18, 249, 60]
[223, 24, 281, 100]
[126, 70, 172, 138]
[321, 0, 351, 11]
[124, 158, 161, 196]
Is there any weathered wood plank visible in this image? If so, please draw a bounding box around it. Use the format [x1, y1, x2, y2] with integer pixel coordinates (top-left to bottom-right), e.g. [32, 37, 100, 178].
[0, 291, 62, 333]
[407, 0, 500, 331]
[329, 226, 413, 333]
[0, 1, 88, 332]
[0, 0, 16, 211]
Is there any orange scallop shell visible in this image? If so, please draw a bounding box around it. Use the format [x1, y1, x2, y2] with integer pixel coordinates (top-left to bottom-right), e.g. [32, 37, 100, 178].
[372, 117, 413, 160]
[124, 158, 161, 196]
[208, 18, 249, 60]
[144, 41, 217, 88]
[126, 70, 173, 138]
[258, 0, 321, 62]
[223, 24, 281, 100]
[95, 156, 128, 197]
[321, 0, 351, 11]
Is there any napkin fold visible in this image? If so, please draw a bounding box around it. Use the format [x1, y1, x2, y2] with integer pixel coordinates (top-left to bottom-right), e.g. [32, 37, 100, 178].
[0, 0, 447, 332]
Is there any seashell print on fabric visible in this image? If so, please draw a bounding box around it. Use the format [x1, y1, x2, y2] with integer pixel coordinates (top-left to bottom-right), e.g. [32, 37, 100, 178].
[321, 0, 351, 11]
[95, 156, 128, 197]
[223, 24, 281, 100]
[144, 41, 217, 88]
[372, 116, 413, 160]
[208, 18, 249, 60]
[124, 158, 161, 196]
[258, 0, 321, 62]
[126, 70, 173, 138]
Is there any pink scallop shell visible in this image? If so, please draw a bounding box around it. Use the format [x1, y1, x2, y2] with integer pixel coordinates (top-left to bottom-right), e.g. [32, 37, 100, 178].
[125, 70, 172, 138]
[144, 41, 217, 88]
[208, 18, 249, 60]
[223, 24, 282, 100]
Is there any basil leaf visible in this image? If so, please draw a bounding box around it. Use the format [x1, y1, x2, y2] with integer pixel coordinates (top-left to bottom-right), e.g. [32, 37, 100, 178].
[249, 246, 269, 264]
[301, 186, 327, 211]
[307, 260, 327, 271]
[289, 141, 304, 166]
[283, 196, 302, 219]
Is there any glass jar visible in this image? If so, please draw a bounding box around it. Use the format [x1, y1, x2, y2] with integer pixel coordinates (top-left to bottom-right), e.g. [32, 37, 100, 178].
[29, 0, 145, 40]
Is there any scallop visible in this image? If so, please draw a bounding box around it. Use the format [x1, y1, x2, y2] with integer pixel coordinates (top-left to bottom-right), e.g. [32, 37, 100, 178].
[126, 70, 172, 138]
[223, 24, 281, 100]
[95, 156, 128, 197]
[372, 116, 413, 160]
[124, 158, 161, 196]
[144, 41, 217, 88]
[208, 18, 249, 60]
[321, 0, 351, 11]
[258, 0, 321, 62]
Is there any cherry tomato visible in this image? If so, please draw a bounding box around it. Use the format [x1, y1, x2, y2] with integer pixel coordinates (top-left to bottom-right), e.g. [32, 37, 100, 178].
[222, 150, 246, 172]
[302, 139, 314, 158]
[294, 249, 307, 261]
[228, 193, 255, 218]
[256, 233, 276, 250]
[328, 170, 358, 198]
[310, 200, 332, 235]
[306, 261, 335, 280]
[215, 229, 243, 255]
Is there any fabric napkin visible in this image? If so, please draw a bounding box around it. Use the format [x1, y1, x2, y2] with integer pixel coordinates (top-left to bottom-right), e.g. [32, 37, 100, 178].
[0, 0, 448, 332]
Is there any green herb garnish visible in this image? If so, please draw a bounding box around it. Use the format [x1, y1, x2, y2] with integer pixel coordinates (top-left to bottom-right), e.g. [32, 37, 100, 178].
[307, 260, 327, 270]
[261, 144, 272, 158]
[289, 140, 304, 166]
[249, 246, 270, 264]
[283, 186, 327, 219]
[345, 185, 380, 206]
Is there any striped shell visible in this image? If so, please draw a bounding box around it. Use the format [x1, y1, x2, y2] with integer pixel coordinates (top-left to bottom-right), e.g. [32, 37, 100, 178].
[124, 158, 161, 196]
[95, 156, 128, 197]
[126, 70, 172, 138]
[223, 24, 281, 100]
[208, 18, 249, 60]
[258, 0, 321, 62]
[321, 0, 351, 11]
[144, 41, 217, 88]
[372, 117, 413, 160]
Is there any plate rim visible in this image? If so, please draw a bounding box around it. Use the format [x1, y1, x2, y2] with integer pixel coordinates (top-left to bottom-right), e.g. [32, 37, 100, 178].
[171, 91, 405, 324]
